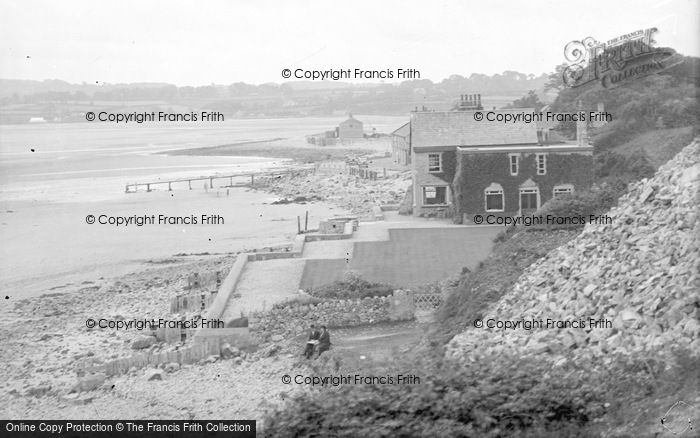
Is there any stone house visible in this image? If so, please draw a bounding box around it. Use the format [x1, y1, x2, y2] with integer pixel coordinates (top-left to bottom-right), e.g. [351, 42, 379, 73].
[337, 114, 364, 139]
[410, 105, 594, 221]
[391, 122, 411, 166]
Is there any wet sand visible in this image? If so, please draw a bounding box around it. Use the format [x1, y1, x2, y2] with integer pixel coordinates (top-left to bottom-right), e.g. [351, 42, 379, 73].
[1, 188, 348, 300]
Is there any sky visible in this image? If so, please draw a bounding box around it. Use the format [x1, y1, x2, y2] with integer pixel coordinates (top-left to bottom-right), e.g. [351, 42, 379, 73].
[0, 0, 698, 86]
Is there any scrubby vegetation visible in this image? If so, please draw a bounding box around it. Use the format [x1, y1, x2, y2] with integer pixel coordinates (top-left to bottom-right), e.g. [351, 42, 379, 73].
[271, 295, 325, 310]
[264, 347, 699, 437]
[307, 271, 394, 300]
[434, 228, 580, 344]
[536, 179, 625, 224]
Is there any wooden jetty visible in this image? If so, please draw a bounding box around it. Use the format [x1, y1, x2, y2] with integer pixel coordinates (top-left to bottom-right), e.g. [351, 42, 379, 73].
[124, 166, 315, 193]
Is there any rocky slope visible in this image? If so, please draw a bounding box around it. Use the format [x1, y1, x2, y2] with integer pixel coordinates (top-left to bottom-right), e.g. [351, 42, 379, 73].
[448, 139, 700, 362]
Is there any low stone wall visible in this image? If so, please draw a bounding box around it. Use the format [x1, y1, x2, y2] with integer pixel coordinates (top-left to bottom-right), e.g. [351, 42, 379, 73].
[99, 328, 252, 376]
[303, 221, 354, 241]
[249, 295, 413, 339]
[170, 291, 217, 313]
[200, 256, 248, 323]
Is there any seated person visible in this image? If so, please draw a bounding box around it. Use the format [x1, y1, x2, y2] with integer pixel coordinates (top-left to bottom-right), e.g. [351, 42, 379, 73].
[304, 324, 320, 359]
[317, 326, 331, 357]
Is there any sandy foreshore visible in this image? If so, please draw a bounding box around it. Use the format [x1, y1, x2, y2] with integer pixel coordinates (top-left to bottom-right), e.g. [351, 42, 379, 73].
[0, 145, 411, 422]
[0, 123, 412, 422]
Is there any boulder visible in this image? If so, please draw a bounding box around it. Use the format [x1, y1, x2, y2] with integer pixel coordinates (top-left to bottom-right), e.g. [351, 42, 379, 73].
[70, 373, 106, 393]
[164, 363, 180, 373]
[220, 344, 240, 359]
[131, 335, 157, 350]
[26, 384, 52, 397]
[145, 369, 163, 381]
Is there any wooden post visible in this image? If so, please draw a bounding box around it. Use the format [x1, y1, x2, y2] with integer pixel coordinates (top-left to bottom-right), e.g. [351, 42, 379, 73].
[188, 180, 192, 190]
[230, 176, 233, 187]
[297, 216, 301, 234]
[251, 174, 255, 188]
[209, 177, 213, 189]
[146, 184, 151, 192]
[304, 211, 309, 232]
[168, 182, 172, 191]
[383, 168, 387, 178]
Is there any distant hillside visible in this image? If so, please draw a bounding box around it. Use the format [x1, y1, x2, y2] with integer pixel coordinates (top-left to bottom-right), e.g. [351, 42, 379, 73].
[0, 72, 547, 123]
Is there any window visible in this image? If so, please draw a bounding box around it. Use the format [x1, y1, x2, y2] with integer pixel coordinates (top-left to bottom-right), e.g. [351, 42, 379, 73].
[485, 183, 504, 212]
[423, 186, 447, 205]
[509, 154, 519, 176]
[553, 185, 574, 198]
[428, 153, 442, 172]
[520, 188, 539, 211]
[536, 153, 547, 175]
[485, 191, 504, 212]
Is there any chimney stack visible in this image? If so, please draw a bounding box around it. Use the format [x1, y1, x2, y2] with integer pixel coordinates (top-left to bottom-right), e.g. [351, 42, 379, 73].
[576, 100, 588, 146]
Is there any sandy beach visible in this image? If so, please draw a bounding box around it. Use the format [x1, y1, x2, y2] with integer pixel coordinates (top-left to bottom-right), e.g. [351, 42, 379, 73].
[0, 115, 411, 422]
[0, 116, 404, 299]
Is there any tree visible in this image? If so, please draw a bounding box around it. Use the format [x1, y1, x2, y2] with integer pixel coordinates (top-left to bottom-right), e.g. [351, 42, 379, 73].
[505, 90, 545, 110]
[545, 64, 570, 92]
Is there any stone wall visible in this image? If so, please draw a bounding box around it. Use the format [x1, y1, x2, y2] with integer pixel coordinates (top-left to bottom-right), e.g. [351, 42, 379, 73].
[249, 295, 412, 339]
[453, 150, 594, 222]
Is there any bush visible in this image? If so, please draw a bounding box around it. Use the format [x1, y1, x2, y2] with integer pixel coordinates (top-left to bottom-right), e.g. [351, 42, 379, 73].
[435, 229, 580, 343]
[271, 295, 325, 310]
[225, 316, 248, 328]
[594, 150, 655, 180]
[309, 271, 394, 300]
[263, 352, 671, 437]
[537, 180, 627, 224]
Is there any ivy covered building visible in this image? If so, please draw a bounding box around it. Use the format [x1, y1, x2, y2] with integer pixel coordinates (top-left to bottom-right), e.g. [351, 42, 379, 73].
[410, 104, 594, 222]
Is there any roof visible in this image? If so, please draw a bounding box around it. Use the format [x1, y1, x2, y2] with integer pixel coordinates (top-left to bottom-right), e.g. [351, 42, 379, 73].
[411, 109, 539, 149]
[391, 122, 410, 137]
[340, 115, 362, 126]
[535, 105, 559, 130]
[457, 143, 594, 154]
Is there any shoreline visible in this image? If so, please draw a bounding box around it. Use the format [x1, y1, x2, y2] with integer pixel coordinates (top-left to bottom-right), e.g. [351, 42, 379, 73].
[161, 136, 393, 163]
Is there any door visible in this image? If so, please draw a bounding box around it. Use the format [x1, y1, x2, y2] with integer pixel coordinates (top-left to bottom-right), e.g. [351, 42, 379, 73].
[520, 188, 539, 214]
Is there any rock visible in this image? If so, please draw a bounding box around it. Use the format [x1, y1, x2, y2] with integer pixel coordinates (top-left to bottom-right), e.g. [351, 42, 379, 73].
[220, 344, 240, 359]
[271, 334, 284, 342]
[261, 344, 281, 357]
[640, 187, 655, 202]
[70, 373, 106, 393]
[61, 393, 94, 405]
[145, 369, 164, 381]
[26, 384, 51, 397]
[205, 355, 219, 364]
[131, 335, 157, 350]
[164, 363, 180, 373]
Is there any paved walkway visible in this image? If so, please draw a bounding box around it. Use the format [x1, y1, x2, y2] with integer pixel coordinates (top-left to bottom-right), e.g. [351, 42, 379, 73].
[222, 213, 500, 318]
[221, 259, 306, 319]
